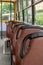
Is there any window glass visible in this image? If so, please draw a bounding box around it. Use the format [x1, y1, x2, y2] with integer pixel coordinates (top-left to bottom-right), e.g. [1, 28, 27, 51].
[0, 3, 1, 31]
[17, 12, 20, 20]
[27, 7, 32, 24]
[34, 0, 41, 3]
[2, 22, 6, 31]
[17, 0, 23, 11]
[17, 12, 18, 20]
[2, 2, 14, 21]
[2, 15, 8, 20]
[0, 22, 1, 32]
[24, 9, 28, 23]
[0, 2, 14, 32]
[10, 3, 14, 13]
[35, 2, 43, 25]
[23, 0, 26, 9]
[20, 0, 23, 11]
[26, 0, 31, 6]
[20, 12, 23, 21]
[0, 3, 1, 20]
[18, 0, 20, 11]
[17, 0, 19, 11]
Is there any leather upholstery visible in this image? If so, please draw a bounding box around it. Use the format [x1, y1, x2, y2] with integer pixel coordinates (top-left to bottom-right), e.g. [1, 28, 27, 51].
[6, 21, 24, 39]
[11, 24, 26, 52]
[12, 27, 43, 65]
[20, 37, 43, 65]
[6, 22, 43, 65]
[20, 32, 43, 58]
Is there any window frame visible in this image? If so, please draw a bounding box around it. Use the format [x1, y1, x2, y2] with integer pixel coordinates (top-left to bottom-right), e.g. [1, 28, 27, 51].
[17, 0, 43, 25]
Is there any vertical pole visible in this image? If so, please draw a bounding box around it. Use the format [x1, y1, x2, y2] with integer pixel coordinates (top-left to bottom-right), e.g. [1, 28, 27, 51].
[32, 0, 35, 24]
[22, 10, 24, 22]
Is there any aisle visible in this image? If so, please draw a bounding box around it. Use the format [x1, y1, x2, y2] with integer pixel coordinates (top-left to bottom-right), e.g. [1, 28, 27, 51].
[0, 39, 11, 65]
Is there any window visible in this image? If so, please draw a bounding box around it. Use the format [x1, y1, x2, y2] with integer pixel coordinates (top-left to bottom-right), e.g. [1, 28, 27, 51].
[20, 0, 23, 11]
[17, 0, 19, 11]
[26, 0, 31, 6]
[35, 2, 43, 25]
[24, 9, 28, 22]
[0, 2, 14, 35]
[23, 0, 26, 9]
[18, 0, 20, 11]
[0, 3, 1, 20]
[34, 0, 41, 3]
[2, 14, 9, 20]
[17, 0, 43, 25]
[27, 7, 32, 24]
[0, 22, 1, 31]
[20, 12, 23, 21]
[0, 2, 14, 21]
[17, 12, 20, 20]
[17, 0, 32, 23]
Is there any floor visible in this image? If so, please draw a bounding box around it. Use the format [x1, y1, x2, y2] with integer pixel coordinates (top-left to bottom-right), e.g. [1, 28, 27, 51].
[0, 38, 11, 65]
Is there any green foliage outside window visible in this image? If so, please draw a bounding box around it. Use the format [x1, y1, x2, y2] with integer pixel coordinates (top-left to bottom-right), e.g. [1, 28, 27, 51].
[0, 2, 14, 20]
[35, 11, 43, 25]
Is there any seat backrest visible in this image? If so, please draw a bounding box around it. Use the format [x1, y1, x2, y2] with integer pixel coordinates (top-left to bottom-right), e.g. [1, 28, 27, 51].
[20, 32, 43, 65]
[12, 25, 43, 65]
[16, 25, 43, 39]
[11, 24, 26, 45]
[6, 21, 14, 38]
[6, 21, 24, 39]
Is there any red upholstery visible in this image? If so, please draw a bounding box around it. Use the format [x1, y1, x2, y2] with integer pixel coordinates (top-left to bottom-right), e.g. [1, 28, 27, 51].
[6, 22, 43, 65]
[11, 24, 26, 52]
[6, 21, 13, 38]
[20, 37, 43, 65]
[13, 37, 43, 65]
[6, 21, 24, 39]
[12, 27, 43, 65]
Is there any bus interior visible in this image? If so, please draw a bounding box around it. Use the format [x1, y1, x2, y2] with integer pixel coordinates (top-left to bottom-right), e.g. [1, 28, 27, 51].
[0, 0, 43, 65]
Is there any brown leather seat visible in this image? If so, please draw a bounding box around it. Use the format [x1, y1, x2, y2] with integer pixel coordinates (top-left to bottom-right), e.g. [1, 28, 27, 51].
[6, 21, 26, 65]
[12, 25, 43, 65]
[6, 21, 24, 39]
[6, 21, 25, 50]
[6, 21, 16, 38]
[19, 32, 43, 65]
[13, 37, 43, 65]
[11, 24, 26, 52]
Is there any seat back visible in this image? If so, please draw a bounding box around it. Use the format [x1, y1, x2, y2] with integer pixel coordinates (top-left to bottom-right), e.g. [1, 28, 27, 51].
[6, 21, 24, 39]
[20, 32, 43, 65]
[11, 24, 26, 46]
[12, 25, 43, 65]
[6, 21, 15, 38]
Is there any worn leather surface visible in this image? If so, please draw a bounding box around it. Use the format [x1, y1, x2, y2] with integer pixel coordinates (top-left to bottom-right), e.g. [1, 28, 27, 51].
[11, 24, 26, 52]
[12, 28, 43, 65]
[6, 22, 43, 65]
[20, 32, 43, 58]
[6, 21, 13, 38]
[6, 21, 24, 39]
[20, 37, 43, 65]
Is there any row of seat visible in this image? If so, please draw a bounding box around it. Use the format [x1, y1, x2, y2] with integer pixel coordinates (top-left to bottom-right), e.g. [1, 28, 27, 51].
[6, 21, 43, 65]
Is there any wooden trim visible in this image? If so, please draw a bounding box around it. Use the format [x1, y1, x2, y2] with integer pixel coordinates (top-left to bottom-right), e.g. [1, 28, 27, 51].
[14, 2, 17, 21]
